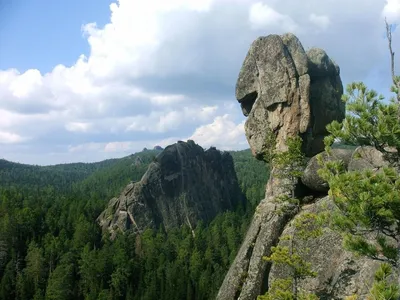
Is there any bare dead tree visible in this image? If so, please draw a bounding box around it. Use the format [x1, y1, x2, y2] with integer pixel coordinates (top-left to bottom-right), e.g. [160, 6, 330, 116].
[385, 18, 400, 103]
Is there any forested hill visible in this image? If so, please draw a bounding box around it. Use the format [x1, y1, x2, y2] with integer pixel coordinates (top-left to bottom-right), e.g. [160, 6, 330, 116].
[0, 146, 268, 300]
[0, 149, 162, 195]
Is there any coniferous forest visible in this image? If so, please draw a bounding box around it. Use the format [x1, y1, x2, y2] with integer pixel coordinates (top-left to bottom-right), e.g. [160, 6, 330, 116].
[0, 149, 268, 300]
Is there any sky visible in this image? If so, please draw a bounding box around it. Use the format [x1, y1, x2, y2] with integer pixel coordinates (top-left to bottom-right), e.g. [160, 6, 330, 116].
[0, 0, 399, 165]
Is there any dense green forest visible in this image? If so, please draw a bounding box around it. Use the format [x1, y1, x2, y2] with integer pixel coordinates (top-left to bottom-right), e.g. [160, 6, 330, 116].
[0, 148, 268, 300]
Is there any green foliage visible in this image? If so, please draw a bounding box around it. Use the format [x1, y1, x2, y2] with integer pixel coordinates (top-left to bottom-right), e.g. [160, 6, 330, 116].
[368, 263, 399, 300]
[269, 136, 306, 213]
[320, 166, 400, 265]
[259, 213, 322, 299]
[229, 149, 269, 209]
[258, 136, 318, 299]
[320, 78, 400, 296]
[273, 136, 306, 180]
[324, 82, 400, 155]
[319, 81, 400, 267]
[0, 147, 267, 300]
[262, 129, 277, 163]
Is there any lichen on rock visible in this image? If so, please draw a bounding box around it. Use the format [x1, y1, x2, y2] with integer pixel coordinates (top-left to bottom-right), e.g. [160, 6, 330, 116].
[217, 33, 385, 300]
[235, 33, 344, 161]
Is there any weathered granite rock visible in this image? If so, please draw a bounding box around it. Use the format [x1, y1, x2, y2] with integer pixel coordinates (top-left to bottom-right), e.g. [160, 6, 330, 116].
[307, 49, 345, 155]
[217, 169, 297, 300]
[269, 197, 389, 300]
[98, 141, 244, 239]
[217, 33, 347, 300]
[236, 33, 344, 160]
[348, 146, 390, 172]
[301, 148, 354, 192]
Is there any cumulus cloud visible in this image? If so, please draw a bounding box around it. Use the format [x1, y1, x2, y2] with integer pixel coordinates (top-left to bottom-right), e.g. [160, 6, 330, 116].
[0, 131, 27, 144]
[249, 2, 298, 32]
[1, 0, 399, 164]
[126, 105, 218, 133]
[382, 0, 400, 22]
[65, 122, 92, 133]
[189, 114, 247, 150]
[309, 13, 330, 30]
[68, 113, 246, 157]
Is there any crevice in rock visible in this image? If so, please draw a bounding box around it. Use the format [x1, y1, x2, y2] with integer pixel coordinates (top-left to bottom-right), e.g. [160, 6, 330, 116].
[253, 208, 298, 298]
[239, 91, 258, 117]
[235, 223, 263, 299]
[295, 179, 327, 202]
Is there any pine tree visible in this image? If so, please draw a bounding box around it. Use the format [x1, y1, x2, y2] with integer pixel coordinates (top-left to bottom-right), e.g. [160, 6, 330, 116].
[318, 19, 400, 298]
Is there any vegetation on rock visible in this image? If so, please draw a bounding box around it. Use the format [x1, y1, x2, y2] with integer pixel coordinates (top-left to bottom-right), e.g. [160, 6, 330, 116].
[317, 19, 400, 299]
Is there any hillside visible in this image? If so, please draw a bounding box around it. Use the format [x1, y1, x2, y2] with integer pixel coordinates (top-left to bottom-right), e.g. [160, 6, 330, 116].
[0, 145, 268, 300]
[0, 149, 162, 195]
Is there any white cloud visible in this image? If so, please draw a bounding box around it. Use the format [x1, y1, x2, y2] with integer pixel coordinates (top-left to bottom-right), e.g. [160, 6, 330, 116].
[150, 94, 186, 105]
[69, 114, 246, 156]
[382, 0, 400, 22]
[0, 0, 399, 164]
[309, 13, 330, 30]
[0, 131, 27, 144]
[189, 114, 247, 150]
[126, 105, 218, 133]
[65, 122, 92, 133]
[249, 2, 298, 32]
[104, 141, 137, 153]
[68, 142, 104, 153]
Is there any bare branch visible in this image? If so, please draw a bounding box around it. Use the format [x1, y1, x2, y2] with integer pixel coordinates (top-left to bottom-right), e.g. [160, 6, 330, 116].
[385, 18, 396, 85]
[385, 18, 400, 105]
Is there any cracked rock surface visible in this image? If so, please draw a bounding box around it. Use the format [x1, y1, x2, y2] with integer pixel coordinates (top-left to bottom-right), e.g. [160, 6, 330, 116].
[98, 141, 245, 239]
[217, 33, 389, 300]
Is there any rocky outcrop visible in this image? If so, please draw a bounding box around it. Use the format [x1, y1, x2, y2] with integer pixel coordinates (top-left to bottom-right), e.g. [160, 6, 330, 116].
[269, 197, 384, 299]
[301, 145, 390, 192]
[219, 145, 395, 299]
[301, 148, 353, 192]
[236, 33, 344, 160]
[217, 33, 384, 300]
[98, 141, 244, 239]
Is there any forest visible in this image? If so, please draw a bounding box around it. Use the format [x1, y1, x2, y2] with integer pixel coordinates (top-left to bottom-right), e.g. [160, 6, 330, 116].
[0, 148, 268, 300]
[2, 19, 400, 300]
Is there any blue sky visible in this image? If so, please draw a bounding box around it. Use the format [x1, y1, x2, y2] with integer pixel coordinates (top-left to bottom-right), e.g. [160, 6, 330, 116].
[0, 0, 112, 72]
[0, 0, 399, 165]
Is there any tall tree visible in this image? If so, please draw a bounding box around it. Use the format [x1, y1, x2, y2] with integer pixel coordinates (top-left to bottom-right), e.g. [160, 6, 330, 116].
[318, 19, 400, 297]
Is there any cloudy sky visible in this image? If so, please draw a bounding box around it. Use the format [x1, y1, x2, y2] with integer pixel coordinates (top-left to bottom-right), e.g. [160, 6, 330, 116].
[0, 0, 399, 165]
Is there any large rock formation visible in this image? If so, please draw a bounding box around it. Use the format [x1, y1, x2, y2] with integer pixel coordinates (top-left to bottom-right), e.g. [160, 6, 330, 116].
[217, 33, 386, 300]
[98, 140, 244, 238]
[236, 33, 344, 159]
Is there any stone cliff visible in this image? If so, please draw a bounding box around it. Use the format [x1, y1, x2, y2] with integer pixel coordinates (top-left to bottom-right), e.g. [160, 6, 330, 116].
[98, 140, 245, 239]
[217, 33, 386, 299]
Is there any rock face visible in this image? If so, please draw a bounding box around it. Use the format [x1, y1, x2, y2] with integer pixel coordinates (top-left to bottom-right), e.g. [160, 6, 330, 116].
[301, 148, 353, 192]
[348, 146, 390, 171]
[301, 146, 390, 193]
[236, 33, 344, 159]
[269, 197, 383, 300]
[98, 141, 244, 238]
[217, 33, 384, 300]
